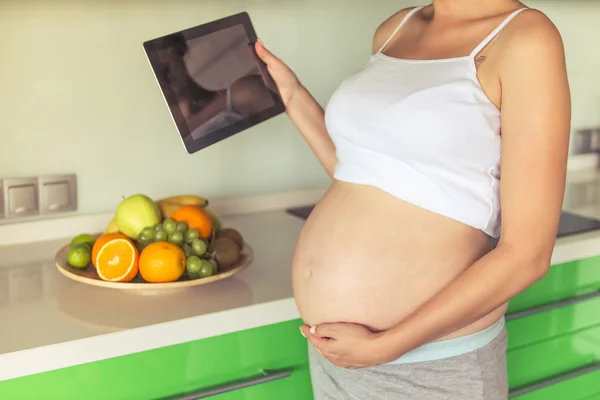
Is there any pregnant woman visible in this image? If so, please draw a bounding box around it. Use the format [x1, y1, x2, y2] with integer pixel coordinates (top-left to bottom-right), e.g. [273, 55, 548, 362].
[256, 1, 571, 399]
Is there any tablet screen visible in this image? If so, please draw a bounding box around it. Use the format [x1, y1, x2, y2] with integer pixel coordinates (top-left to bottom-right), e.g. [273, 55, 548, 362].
[143, 12, 285, 154]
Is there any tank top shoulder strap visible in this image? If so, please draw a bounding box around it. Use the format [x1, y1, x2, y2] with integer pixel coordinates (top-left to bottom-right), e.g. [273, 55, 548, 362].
[377, 6, 424, 53]
[469, 8, 530, 57]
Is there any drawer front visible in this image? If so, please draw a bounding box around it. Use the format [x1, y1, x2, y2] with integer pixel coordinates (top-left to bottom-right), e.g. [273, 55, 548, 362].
[510, 364, 600, 400]
[171, 370, 302, 400]
[507, 256, 600, 314]
[506, 293, 600, 390]
[0, 319, 313, 400]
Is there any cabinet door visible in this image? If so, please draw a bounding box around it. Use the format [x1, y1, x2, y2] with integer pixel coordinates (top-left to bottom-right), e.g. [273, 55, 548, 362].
[506, 292, 600, 391]
[166, 369, 304, 400]
[0, 319, 313, 400]
[509, 364, 600, 400]
[507, 256, 600, 314]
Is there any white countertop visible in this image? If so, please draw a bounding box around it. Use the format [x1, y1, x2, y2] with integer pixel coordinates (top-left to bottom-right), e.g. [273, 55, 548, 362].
[3, 177, 600, 382]
[0, 209, 309, 381]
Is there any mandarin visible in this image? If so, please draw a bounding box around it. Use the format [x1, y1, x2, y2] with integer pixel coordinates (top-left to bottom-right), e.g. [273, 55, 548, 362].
[171, 206, 213, 239]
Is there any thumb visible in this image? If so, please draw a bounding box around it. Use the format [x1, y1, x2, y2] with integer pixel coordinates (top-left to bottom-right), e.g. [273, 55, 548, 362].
[255, 40, 282, 66]
[309, 324, 337, 339]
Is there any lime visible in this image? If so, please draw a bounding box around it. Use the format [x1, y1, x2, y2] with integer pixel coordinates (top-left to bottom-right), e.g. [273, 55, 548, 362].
[70, 233, 95, 248]
[176, 222, 188, 233]
[198, 260, 214, 278]
[191, 239, 207, 256]
[155, 230, 168, 242]
[163, 219, 177, 235]
[67, 244, 91, 268]
[168, 231, 184, 246]
[185, 228, 200, 243]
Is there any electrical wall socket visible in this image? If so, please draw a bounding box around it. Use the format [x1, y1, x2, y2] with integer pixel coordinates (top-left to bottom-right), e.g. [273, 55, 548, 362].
[0, 173, 77, 221]
[38, 174, 77, 214]
[573, 128, 600, 154]
[2, 177, 39, 219]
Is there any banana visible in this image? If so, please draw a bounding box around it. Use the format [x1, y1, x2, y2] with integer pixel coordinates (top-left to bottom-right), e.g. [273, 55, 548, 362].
[104, 218, 119, 234]
[156, 201, 184, 219]
[156, 195, 209, 219]
[157, 195, 209, 208]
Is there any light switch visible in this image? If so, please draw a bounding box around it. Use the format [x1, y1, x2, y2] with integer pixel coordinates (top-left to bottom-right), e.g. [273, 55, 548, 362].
[38, 174, 77, 214]
[3, 178, 39, 218]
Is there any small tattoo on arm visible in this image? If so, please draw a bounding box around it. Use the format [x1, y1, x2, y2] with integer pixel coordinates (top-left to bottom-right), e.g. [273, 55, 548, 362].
[475, 55, 487, 65]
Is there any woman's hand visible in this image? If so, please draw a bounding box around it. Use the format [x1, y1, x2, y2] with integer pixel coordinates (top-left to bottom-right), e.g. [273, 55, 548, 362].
[301, 322, 399, 369]
[253, 40, 301, 107]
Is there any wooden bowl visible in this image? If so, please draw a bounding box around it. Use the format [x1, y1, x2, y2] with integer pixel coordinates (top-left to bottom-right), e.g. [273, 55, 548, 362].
[55, 241, 253, 290]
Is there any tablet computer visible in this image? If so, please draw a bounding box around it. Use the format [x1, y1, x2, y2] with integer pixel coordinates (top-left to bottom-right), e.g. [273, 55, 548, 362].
[143, 12, 285, 154]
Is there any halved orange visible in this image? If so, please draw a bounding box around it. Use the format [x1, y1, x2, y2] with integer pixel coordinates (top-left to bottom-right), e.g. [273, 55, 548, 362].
[95, 237, 139, 282]
[92, 232, 128, 268]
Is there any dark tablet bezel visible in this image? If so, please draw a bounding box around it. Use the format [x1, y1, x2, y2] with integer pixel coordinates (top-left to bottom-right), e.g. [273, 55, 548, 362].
[143, 12, 286, 154]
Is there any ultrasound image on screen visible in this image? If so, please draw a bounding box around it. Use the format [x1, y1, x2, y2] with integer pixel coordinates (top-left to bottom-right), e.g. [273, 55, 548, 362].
[151, 25, 276, 140]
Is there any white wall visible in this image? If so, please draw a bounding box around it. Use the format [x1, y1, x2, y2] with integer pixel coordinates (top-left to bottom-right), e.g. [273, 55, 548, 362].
[0, 0, 598, 214]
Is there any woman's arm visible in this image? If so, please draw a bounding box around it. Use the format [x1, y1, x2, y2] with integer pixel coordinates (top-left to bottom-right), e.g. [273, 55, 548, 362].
[303, 11, 572, 368]
[255, 41, 337, 178]
[231, 74, 335, 175]
[380, 11, 571, 355]
[285, 85, 337, 177]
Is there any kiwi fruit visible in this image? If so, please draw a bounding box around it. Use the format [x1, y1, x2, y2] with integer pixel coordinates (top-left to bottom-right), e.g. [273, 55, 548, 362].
[216, 228, 244, 250]
[212, 237, 241, 269]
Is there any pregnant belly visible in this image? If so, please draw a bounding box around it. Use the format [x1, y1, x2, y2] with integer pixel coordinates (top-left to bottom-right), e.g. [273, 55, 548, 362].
[291, 181, 505, 338]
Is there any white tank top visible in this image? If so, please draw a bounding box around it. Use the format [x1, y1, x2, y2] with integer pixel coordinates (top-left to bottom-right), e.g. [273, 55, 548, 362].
[325, 6, 528, 238]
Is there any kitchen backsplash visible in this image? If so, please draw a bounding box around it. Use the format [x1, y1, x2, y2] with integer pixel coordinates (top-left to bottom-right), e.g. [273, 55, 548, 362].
[1, 0, 599, 214]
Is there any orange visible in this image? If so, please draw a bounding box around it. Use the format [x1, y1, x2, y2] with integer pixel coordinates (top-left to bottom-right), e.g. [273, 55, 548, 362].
[95, 237, 139, 282]
[92, 232, 128, 268]
[139, 242, 186, 283]
[171, 206, 213, 239]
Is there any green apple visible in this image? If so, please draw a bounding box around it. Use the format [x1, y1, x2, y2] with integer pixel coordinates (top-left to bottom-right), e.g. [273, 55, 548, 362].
[115, 194, 161, 240]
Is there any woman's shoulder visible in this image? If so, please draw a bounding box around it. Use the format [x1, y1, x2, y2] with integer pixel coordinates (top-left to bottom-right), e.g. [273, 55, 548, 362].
[500, 8, 562, 43]
[372, 6, 425, 53]
[495, 8, 565, 69]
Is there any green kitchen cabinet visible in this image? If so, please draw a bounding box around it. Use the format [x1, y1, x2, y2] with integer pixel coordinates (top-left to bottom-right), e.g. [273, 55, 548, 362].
[506, 294, 600, 391]
[506, 254, 600, 399]
[509, 365, 600, 400]
[507, 256, 600, 314]
[0, 319, 313, 400]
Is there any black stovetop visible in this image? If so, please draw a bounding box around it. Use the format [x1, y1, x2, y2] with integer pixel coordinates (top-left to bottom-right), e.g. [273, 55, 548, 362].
[285, 205, 600, 239]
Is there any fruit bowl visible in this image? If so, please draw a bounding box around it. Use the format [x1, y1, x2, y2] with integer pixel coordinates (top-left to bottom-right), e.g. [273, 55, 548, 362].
[55, 241, 253, 290]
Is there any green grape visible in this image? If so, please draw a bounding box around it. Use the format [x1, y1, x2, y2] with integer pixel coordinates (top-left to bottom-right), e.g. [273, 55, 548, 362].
[186, 256, 202, 280]
[191, 239, 207, 256]
[176, 221, 188, 233]
[154, 230, 168, 242]
[139, 227, 155, 243]
[198, 260, 214, 278]
[185, 228, 200, 243]
[163, 219, 177, 234]
[168, 231, 184, 246]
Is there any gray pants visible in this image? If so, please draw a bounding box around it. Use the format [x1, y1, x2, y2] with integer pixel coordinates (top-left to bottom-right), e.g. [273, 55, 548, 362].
[308, 327, 508, 400]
